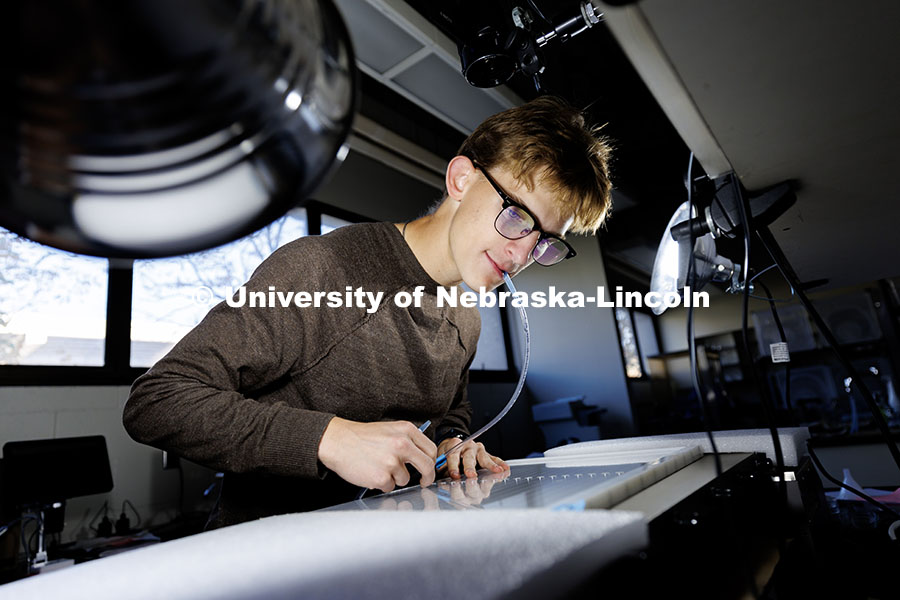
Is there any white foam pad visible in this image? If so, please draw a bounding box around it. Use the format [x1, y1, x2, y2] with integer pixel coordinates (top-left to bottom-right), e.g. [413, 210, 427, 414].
[3, 510, 647, 600]
[544, 427, 810, 466]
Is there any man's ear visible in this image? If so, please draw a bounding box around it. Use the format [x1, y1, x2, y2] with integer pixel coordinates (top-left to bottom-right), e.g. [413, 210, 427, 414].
[445, 156, 474, 201]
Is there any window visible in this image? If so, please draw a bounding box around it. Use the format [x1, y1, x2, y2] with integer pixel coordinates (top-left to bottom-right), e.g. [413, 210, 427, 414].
[0, 229, 108, 366]
[320, 214, 353, 234]
[130, 209, 308, 367]
[615, 308, 643, 379]
[632, 311, 659, 376]
[615, 308, 661, 380]
[470, 293, 510, 371]
[0, 202, 514, 383]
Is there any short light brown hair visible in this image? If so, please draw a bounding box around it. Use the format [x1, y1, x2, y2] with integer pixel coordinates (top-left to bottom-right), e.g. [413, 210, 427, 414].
[458, 96, 612, 235]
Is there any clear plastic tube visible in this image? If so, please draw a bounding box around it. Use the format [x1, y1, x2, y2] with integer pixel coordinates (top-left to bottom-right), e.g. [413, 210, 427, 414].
[436, 271, 530, 468]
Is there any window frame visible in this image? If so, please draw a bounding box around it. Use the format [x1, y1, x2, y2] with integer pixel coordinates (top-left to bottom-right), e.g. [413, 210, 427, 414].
[470, 304, 517, 383]
[613, 306, 661, 381]
[0, 200, 516, 385]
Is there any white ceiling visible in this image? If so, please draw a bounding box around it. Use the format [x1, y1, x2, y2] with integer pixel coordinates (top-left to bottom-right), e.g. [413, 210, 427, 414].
[601, 0, 900, 289]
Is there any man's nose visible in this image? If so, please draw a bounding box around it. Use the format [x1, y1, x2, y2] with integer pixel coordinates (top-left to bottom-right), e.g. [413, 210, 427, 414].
[505, 234, 536, 268]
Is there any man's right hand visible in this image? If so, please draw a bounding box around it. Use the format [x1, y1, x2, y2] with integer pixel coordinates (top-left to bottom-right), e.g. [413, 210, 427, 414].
[317, 417, 437, 492]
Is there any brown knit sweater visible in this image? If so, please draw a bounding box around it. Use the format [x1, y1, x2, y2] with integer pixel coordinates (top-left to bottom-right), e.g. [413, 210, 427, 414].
[123, 222, 480, 527]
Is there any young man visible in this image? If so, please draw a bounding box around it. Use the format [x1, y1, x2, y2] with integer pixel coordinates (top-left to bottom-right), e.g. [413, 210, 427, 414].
[123, 95, 612, 528]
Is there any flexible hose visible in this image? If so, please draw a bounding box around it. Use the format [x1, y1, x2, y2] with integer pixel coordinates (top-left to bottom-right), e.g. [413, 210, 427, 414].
[436, 271, 530, 469]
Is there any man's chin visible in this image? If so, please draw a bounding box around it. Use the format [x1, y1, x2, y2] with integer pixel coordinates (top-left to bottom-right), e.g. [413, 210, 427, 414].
[461, 277, 503, 293]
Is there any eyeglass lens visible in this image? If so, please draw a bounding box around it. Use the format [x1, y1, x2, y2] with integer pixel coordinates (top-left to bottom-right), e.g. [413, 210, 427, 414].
[496, 205, 568, 266]
[495, 205, 535, 239]
[532, 237, 569, 266]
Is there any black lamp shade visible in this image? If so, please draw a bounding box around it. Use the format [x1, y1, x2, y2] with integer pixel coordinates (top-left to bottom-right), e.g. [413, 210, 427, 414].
[1, 0, 358, 257]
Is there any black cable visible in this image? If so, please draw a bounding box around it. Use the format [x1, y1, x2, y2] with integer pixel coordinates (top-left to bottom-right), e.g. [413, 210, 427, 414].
[526, 0, 553, 28]
[807, 444, 900, 520]
[20, 521, 30, 570]
[122, 499, 142, 529]
[754, 227, 900, 476]
[685, 152, 722, 475]
[0, 515, 26, 563]
[89, 500, 109, 534]
[17, 513, 41, 573]
[0, 516, 22, 536]
[731, 173, 789, 525]
[28, 527, 39, 558]
[2, 515, 40, 535]
[756, 279, 792, 415]
[748, 264, 794, 302]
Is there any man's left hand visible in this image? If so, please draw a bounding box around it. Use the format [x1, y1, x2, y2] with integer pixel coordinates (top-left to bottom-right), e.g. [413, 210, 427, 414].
[437, 438, 510, 480]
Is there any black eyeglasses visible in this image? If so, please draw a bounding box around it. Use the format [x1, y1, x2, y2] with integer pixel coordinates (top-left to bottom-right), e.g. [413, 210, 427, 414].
[474, 163, 576, 266]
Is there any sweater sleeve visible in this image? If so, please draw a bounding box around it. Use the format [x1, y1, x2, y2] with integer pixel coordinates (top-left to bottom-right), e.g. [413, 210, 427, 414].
[123, 245, 339, 479]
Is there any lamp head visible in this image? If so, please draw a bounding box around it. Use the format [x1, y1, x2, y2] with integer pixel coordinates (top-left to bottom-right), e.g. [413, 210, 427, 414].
[456, 1, 603, 91]
[650, 200, 738, 315]
[1, 0, 357, 258]
[460, 26, 520, 87]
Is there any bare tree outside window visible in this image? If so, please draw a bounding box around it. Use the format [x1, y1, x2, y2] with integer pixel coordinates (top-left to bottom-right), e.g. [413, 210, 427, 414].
[3, 209, 513, 373]
[131, 209, 308, 367]
[0, 229, 108, 366]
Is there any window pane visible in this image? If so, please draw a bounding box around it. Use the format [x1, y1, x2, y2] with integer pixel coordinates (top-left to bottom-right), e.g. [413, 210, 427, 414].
[130, 208, 308, 367]
[320, 214, 353, 234]
[632, 311, 659, 375]
[0, 229, 108, 366]
[468, 290, 509, 371]
[615, 307, 642, 378]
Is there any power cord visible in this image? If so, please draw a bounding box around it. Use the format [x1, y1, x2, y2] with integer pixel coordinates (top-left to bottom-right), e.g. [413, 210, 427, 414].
[754, 226, 900, 476]
[89, 500, 113, 537]
[755, 279, 792, 415]
[123, 499, 142, 529]
[115, 499, 143, 535]
[727, 173, 793, 575]
[2, 513, 43, 573]
[731, 173, 788, 501]
[0, 514, 39, 540]
[685, 152, 722, 476]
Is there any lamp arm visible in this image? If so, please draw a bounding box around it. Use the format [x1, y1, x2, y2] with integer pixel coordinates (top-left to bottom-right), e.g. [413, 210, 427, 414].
[671, 179, 797, 241]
